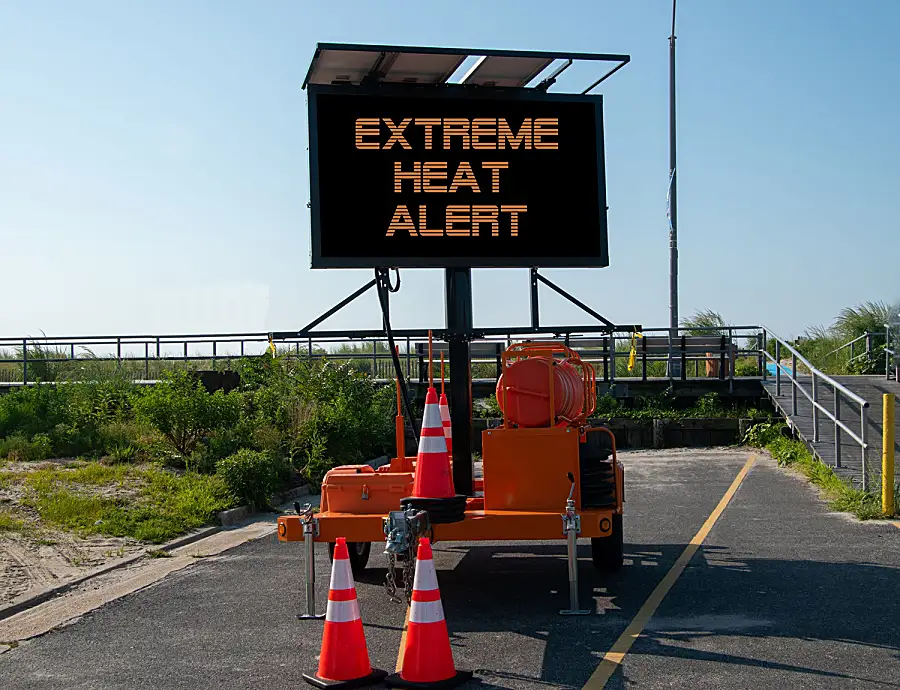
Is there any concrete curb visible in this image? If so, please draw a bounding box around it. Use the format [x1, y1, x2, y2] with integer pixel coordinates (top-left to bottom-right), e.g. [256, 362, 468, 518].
[217, 484, 311, 527]
[0, 483, 311, 621]
[0, 525, 221, 622]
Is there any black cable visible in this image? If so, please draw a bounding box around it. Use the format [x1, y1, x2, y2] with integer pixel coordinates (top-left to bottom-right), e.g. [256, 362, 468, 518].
[386, 267, 401, 293]
[375, 268, 419, 440]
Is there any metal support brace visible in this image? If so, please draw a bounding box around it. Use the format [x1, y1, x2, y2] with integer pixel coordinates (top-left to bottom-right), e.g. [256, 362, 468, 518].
[812, 374, 820, 442]
[295, 503, 324, 620]
[560, 473, 590, 616]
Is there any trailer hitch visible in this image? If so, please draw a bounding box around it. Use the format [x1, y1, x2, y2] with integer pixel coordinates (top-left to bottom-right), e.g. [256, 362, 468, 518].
[383, 508, 430, 604]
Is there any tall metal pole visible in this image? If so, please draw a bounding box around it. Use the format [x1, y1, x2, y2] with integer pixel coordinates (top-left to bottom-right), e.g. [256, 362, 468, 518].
[445, 267, 473, 496]
[668, 0, 679, 334]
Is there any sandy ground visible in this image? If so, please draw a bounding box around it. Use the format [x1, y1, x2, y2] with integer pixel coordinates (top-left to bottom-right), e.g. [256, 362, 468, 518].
[0, 460, 147, 605]
[0, 530, 146, 605]
[0, 517, 279, 646]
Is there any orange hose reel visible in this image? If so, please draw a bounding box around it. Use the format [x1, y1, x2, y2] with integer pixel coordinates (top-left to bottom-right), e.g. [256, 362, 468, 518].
[496, 342, 595, 428]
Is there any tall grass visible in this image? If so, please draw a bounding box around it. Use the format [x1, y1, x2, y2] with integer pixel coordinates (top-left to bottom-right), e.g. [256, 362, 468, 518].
[744, 421, 897, 519]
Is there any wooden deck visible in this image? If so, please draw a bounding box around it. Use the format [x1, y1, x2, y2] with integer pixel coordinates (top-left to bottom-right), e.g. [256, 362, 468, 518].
[761, 375, 900, 488]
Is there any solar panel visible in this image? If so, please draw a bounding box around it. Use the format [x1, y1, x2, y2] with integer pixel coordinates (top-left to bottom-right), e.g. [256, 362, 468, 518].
[302, 43, 630, 92]
[306, 48, 381, 86]
[459, 55, 554, 88]
[382, 52, 467, 84]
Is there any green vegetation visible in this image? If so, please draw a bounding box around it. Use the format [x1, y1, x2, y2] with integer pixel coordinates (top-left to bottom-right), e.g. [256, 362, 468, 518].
[476, 391, 769, 421]
[0, 508, 26, 532]
[216, 449, 282, 508]
[595, 391, 768, 420]
[0, 354, 396, 542]
[17, 463, 234, 543]
[743, 421, 898, 519]
[134, 371, 241, 457]
[782, 299, 898, 375]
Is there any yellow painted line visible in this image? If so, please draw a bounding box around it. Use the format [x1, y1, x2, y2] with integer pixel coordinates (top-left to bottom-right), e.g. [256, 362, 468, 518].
[583, 454, 757, 689]
[396, 605, 410, 671]
[892, 521, 900, 530]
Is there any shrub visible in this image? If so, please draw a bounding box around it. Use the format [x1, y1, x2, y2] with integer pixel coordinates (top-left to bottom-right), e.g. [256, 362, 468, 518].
[0, 432, 53, 461]
[473, 394, 502, 418]
[106, 443, 139, 464]
[742, 420, 789, 447]
[0, 384, 70, 439]
[241, 357, 394, 488]
[216, 449, 280, 508]
[134, 371, 242, 459]
[97, 420, 142, 454]
[734, 358, 760, 377]
[688, 392, 725, 418]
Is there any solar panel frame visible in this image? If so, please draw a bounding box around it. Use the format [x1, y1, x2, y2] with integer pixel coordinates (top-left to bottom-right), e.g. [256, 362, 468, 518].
[302, 42, 630, 91]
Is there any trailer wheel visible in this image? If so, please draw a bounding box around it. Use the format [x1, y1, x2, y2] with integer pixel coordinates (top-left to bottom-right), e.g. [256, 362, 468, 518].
[327, 541, 371, 575]
[591, 513, 623, 572]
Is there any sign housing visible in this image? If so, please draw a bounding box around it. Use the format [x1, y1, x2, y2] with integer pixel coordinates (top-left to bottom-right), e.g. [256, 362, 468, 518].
[308, 84, 608, 269]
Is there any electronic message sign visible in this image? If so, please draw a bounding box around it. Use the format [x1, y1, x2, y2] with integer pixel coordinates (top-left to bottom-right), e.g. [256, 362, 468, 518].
[307, 85, 608, 268]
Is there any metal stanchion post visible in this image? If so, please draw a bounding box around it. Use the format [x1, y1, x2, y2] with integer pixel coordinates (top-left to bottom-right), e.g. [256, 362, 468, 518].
[295, 502, 324, 620]
[883, 394, 895, 516]
[560, 473, 590, 616]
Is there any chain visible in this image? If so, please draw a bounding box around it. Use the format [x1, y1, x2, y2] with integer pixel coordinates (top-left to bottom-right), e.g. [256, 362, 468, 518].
[383, 510, 430, 606]
[385, 551, 401, 603]
[403, 539, 415, 604]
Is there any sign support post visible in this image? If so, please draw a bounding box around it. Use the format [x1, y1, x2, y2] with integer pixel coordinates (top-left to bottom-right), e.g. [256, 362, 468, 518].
[445, 267, 474, 496]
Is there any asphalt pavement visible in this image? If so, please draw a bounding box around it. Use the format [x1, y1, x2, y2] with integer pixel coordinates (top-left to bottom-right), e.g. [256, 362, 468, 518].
[1, 448, 898, 689]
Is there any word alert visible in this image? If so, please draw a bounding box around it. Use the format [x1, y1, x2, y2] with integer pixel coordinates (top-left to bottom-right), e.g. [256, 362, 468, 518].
[386, 205, 527, 237]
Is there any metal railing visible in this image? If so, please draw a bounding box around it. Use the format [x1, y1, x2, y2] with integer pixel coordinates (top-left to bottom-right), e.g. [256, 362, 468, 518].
[885, 323, 897, 382]
[824, 331, 886, 363]
[762, 327, 870, 489]
[0, 326, 766, 386]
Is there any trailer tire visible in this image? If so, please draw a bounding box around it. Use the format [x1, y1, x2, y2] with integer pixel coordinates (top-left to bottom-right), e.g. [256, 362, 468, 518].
[591, 513, 623, 572]
[327, 541, 371, 575]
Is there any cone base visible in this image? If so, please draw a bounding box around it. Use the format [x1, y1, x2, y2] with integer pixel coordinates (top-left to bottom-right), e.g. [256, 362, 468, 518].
[302, 668, 388, 689]
[384, 670, 473, 689]
[400, 495, 467, 524]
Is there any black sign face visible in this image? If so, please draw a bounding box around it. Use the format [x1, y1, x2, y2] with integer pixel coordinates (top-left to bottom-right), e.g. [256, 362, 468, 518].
[307, 85, 608, 268]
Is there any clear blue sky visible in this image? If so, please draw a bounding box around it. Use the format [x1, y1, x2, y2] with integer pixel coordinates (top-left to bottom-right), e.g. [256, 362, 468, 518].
[2, 0, 898, 340]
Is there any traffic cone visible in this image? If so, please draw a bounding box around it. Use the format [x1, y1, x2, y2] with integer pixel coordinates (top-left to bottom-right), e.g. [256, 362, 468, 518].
[411, 388, 454, 499]
[302, 537, 387, 689]
[438, 392, 453, 456]
[386, 538, 472, 688]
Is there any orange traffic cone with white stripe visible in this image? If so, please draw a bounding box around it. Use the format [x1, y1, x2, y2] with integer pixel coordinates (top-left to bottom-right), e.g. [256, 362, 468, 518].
[302, 537, 387, 689]
[386, 538, 472, 688]
[438, 392, 452, 456]
[411, 388, 454, 499]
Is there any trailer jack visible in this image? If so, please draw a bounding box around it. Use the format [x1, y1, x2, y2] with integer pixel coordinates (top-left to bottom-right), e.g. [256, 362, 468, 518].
[560, 473, 591, 616]
[295, 502, 325, 621]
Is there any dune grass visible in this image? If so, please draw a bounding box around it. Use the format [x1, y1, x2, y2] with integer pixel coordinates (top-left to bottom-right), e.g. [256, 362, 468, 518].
[15, 464, 235, 544]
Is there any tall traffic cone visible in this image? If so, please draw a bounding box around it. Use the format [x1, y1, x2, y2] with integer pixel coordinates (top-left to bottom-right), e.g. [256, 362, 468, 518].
[411, 387, 454, 500]
[386, 538, 472, 688]
[438, 392, 452, 456]
[302, 537, 387, 689]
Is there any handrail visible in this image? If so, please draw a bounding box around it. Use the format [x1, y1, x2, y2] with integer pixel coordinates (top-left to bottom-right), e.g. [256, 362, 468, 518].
[763, 326, 870, 490]
[763, 328, 868, 407]
[886, 323, 897, 381]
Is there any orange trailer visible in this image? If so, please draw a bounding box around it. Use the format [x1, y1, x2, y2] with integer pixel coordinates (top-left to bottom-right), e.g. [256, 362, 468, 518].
[278, 341, 624, 615]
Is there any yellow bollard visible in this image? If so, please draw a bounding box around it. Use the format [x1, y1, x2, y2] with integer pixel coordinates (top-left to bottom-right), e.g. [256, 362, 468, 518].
[883, 394, 895, 516]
